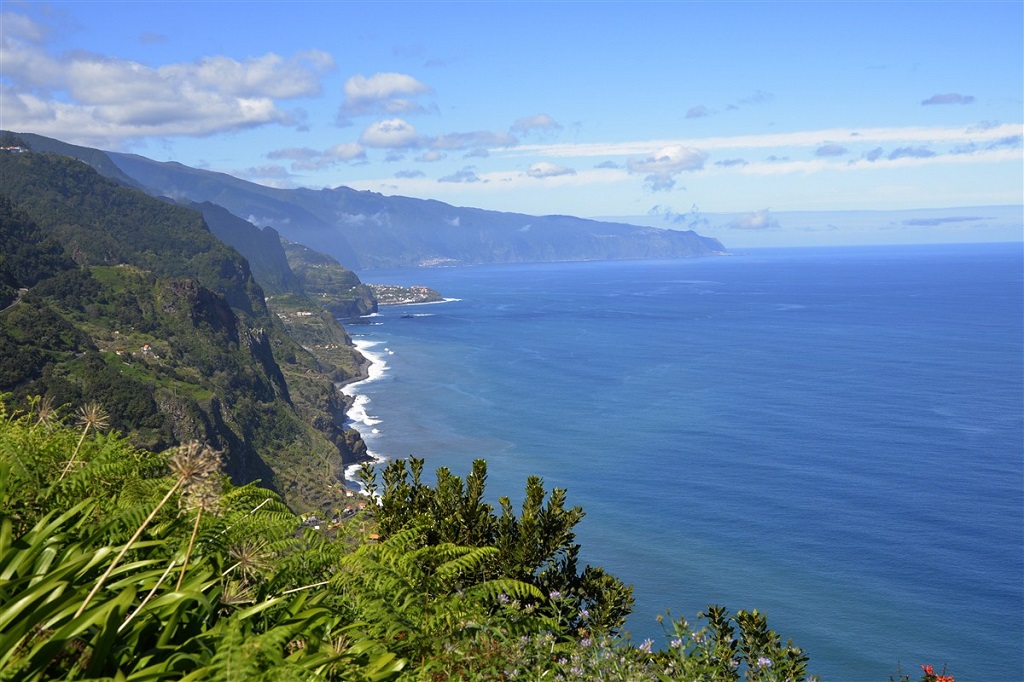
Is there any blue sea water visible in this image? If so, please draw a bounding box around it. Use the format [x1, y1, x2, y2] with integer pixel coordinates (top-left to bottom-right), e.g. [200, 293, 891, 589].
[344, 243, 1023, 682]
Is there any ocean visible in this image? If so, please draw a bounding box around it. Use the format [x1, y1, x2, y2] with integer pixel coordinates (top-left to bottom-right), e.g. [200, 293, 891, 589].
[342, 243, 1023, 681]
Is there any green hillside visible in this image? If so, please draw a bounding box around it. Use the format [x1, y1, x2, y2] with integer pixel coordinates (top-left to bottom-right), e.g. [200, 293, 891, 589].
[0, 148, 366, 512]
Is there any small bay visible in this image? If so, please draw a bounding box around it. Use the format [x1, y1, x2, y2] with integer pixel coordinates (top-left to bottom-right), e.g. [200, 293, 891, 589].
[346, 243, 1023, 681]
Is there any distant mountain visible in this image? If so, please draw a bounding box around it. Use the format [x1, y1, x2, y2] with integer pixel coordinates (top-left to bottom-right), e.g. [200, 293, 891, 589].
[6, 131, 727, 270]
[111, 153, 727, 269]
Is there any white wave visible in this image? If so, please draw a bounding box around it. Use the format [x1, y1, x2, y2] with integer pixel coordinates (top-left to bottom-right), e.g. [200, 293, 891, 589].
[403, 297, 461, 305]
[343, 449, 389, 497]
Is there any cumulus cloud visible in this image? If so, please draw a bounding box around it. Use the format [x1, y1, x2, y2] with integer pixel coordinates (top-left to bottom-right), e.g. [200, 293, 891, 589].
[438, 166, 483, 183]
[0, 12, 333, 145]
[360, 118, 422, 148]
[729, 209, 780, 230]
[922, 93, 975, 105]
[169, 51, 334, 99]
[527, 162, 576, 179]
[686, 105, 710, 118]
[715, 158, 748, 167]
[340, 72, 433, 116]
[815, 143, 848, 157]
[510, 113, 562, 135]
[627, 144, 708, 191]
[394, 169, 426, 179]
[325, 142, 366, 161]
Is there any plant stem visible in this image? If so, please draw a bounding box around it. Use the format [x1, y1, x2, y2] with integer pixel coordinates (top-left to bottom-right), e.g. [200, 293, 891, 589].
[76, 478, 183, 618]
[176, 506, 203, 591]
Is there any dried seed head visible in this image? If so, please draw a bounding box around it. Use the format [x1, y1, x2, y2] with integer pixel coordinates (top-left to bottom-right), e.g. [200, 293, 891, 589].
[76, 402, 110, 432]
[32, 395, 60, 428]
[169, 442, 220, 487]
[169, 442, 223, 512]
[227, 540, 272, 583]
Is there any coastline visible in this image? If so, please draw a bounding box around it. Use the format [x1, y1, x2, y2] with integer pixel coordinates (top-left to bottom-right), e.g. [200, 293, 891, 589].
[340, 336, 391, 489]
[334, 298, 459, 490]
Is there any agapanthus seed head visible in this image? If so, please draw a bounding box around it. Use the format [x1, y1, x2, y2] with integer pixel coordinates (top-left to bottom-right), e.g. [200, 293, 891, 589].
[76, 402, 110, 431]
[169, 442, 221, 487]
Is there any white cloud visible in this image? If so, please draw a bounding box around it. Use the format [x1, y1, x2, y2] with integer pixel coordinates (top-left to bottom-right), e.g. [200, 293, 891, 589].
[507, 124, 1024, 159]
[341, 72, 432, 115]
[267, 141, 366, 171]
[169, 51, 334, 99]
[0, 12, 333, 145]
[360, 118, 422, 148]
[729, 209, 780, 230]
[510, 114, 562, 134]
[438, 167, 483, 183]
[527, 162, 576, 179]
[627, 144, 708, 191]
[716, 145, 1022, 176]
[325, 142, 366, 162]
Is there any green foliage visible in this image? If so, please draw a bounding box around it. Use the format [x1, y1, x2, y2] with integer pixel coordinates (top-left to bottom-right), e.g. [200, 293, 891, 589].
[650, 605, 815, 682]
[362, 457, 635, 637]
[0, 151, 264, 315]
[0, 194, 75, 306]
[338, 526, 547, 668]
[0, 395, 832, 681]
[0, 397, 404, 681]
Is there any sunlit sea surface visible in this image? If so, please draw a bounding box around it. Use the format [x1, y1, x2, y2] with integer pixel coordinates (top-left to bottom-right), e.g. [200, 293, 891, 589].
[343, 243, 1023, 681]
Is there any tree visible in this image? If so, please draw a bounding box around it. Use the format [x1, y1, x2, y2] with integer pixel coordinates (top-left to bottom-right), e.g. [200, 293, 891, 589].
[361, 457, 635, 636]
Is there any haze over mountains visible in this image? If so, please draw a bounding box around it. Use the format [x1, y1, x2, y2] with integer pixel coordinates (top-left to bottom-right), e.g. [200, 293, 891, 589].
[12, 132, 727, 271]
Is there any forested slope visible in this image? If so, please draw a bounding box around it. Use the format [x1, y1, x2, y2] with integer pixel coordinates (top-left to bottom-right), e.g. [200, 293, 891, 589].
[0, 149, 366, 511]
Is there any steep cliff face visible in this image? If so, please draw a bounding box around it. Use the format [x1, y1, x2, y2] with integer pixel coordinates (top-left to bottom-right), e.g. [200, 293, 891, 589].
[281, 239, 377, 318]
[0, 149, 369, 512]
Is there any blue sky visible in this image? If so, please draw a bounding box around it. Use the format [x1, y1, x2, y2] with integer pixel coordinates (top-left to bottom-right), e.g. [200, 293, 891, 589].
[2, 1, 1022, 246]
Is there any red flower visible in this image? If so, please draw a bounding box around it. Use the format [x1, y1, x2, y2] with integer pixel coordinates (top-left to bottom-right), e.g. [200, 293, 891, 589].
[921, 664, 935, 676]
[935, 676, 954, 682]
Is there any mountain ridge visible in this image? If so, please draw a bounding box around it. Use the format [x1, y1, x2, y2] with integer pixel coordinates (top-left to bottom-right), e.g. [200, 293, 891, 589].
[8, 131, 727, 270]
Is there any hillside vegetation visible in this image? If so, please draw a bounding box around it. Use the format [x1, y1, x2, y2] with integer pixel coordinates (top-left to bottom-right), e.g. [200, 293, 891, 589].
[0, 149, 365, 512]
[0, 401, 825, 681]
